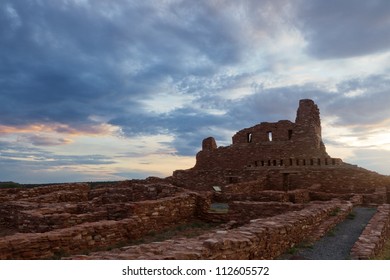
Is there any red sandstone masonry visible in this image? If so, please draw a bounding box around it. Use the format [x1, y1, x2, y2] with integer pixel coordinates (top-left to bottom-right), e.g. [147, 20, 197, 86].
[215, 190, 289, 203]
[69, 200, 351, 260]
[201, 201, 306, 224]
[0, 182, 189, 233]
[350, 204, 390, 259]
[171, 100, 390, 201]
[0, 193, 199, 259]
[228, 201, 305, 222]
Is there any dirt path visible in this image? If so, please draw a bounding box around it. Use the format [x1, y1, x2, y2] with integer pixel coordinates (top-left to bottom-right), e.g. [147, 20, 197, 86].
[288, 207, 376, 260]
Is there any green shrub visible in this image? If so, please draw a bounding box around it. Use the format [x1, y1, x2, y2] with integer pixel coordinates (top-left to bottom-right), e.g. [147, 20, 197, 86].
[0, 181, 22, 188]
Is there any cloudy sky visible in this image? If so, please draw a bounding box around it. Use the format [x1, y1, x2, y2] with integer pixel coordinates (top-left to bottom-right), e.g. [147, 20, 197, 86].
[1, 0, 390, 183]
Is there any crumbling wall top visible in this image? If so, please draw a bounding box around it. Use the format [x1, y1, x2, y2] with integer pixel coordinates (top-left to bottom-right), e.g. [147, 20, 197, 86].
[202, 137, 217, 151]
[192, 99, 329, 171]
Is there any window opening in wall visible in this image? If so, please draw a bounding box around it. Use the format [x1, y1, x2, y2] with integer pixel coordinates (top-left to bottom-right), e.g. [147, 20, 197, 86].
[303, 159, 306, 166]
[254, 161, 258, 167]
[318, 158, 321, 165]
[310, 159, 314, 165]
[296, 159, 300, 166]
[273, 159, 277, 166]
[325, 158, 328, 165]
[288, 130, 293, 140]
[267, 131, 273, 141]
[289, 158, 293, 166]
[247, 133, 252, 143]
[268, 160, 271, 166]
[280, 159, 284, 166]
[261, 160, 264, 166]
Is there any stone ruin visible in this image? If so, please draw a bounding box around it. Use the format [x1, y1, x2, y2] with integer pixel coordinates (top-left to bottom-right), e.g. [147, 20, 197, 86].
[172, 99, 390, 198]
[1, 99, 390, 259]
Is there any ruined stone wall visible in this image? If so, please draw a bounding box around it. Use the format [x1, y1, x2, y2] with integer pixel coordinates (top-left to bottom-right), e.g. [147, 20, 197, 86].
[0, 188, 21, 203]
[200, 201, 305, 224]
[171, 99, 390, 202]
[0, 193, 199, 259]
[0, 201, 36, 229]
[228, 201, 305, 223]
[288, 167, 390, 191]
[0, 184, 89, 203]
[0, 182, 190, 233]
[193, 99, 329, 171]
[214, 190, 289, 203]
[173, 164, 390, 197]
[172, 169, 265, 191]
[88, 182, 182, 203]
[173, 167, 390, 205]
[350, 204, 390, 259]
[70, 200, 351, 260]
[288, 189, 310, 203]
[287, 168, 390, 204]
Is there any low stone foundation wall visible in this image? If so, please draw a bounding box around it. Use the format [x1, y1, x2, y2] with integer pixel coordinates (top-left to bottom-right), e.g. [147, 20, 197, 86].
[214, 190, 289, 203]
[0, 193, 199, 259]
[363, 190, 388, 205]
[310, 190, 385, 206]
[70, 200, 351, 260]
[5, 184, 90, 202]
[229, 201, 304, 223]
[350, 204, 390, 259]
[214, 189, 310, 204]
[288, 189, 310, 203]
[0, 182, 190, 234]
[88, 182, 182, 203]
[310, 191, 355, 202]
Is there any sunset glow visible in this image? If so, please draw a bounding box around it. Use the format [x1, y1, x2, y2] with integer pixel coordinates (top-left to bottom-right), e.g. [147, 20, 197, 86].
[1, 0, 390, 183]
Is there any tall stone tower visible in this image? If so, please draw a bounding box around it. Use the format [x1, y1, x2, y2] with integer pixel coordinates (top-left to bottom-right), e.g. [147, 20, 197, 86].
[294, 99, 326, 154]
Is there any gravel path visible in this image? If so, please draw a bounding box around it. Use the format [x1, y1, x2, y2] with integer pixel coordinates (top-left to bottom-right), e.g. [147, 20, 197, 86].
[293, 207, 377, 260]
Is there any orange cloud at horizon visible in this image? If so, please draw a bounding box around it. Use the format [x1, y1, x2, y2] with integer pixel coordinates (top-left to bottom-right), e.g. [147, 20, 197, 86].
[0, 122, 119, 137]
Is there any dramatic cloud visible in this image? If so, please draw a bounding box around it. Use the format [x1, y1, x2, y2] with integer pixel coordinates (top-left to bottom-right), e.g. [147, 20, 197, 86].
[1, 0, 390, 182]
[297, 0, 390, 58]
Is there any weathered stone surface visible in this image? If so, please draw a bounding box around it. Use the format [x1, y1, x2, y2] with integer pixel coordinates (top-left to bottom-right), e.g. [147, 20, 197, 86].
[171, 99, 390, 203]
[0, 182, 203, 259]
[350, 204, 390, 259]
[67, 200, 350, 260]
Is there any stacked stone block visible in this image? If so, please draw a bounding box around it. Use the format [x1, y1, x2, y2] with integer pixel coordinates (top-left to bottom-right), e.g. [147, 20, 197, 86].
[350, 204, 390, 259]
[68, 200, 350, 260]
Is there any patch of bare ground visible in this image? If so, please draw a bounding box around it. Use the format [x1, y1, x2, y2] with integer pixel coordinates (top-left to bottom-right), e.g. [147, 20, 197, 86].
[129, 220, 221, 245]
